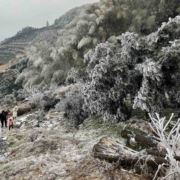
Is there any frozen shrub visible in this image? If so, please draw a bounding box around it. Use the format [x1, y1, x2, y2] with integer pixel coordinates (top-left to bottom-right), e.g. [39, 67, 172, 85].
[23, 86, 60, 111]
[65, 68, 80, 84]
[2, 94, 16, 107]
[51, 70, 65, 85]
[41, 95, 60, 111]
[65, 67, 88, 85]
[24, 87, 44, 108]
[56, 87, 88, 128]
[149, 113, 180, 180]
[64, 93, 88, 128]
[14, 89, 27, 101]
[55, 101, 65, 112]
[0, 69, 19, 99]
[78, 36, 92, 49]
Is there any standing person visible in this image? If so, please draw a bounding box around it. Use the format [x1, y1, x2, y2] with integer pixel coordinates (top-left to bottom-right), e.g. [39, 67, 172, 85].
[0, 110, 8, 128]
[0, 110, 3, 128]
[7, 113, 14, 131]
[4, 110, 9, 128]
[13, 105, 18, 122]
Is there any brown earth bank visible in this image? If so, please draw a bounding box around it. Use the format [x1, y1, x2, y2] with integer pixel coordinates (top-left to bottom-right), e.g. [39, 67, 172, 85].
[0, 64, 8, 73]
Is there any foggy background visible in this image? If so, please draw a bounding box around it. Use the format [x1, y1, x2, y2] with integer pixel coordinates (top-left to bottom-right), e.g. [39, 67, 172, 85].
[0, 0, 99, 41]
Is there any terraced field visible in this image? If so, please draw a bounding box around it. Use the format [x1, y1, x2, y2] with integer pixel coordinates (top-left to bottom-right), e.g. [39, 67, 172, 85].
[0, 26, 55, 64]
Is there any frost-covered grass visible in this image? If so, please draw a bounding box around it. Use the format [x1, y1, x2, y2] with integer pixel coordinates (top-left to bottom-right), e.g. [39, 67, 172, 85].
[0, 111, 126, 179]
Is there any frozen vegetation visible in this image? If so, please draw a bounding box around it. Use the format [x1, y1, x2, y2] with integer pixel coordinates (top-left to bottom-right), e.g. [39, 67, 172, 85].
[83, 16, 180, 122]
[15, 0, 180, 87]
[0, 0, 180, 179]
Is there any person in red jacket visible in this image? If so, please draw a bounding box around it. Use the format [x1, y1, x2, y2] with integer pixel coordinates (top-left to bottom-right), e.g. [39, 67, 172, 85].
[7, 113, 15, 130]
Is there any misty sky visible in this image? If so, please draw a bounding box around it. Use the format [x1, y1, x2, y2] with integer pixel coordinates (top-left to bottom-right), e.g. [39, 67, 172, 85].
[0, 0, 99, 42]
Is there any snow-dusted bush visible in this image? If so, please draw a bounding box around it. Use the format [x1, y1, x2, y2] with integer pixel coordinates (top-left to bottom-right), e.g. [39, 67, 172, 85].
[51, 70, 65, 85]
[149, 113, 180, 180]
[56, 87, 88, 128]
[65, 68, 79, 84]
[24, 87, 44, 108]
[65, 68, 87, 84]
[2, 94, 16, 107]
[78, 36, 92, 49]
[14, 89, 27, 101]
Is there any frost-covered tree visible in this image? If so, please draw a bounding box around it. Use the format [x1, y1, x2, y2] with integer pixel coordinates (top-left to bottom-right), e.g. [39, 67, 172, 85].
[83, 33, 142, 122]
[83, 16, 180, 122]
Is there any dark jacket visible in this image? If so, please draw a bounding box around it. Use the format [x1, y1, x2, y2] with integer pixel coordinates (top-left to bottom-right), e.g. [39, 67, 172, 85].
[1, 111, 8, 121]
[0, 113, 2, 120]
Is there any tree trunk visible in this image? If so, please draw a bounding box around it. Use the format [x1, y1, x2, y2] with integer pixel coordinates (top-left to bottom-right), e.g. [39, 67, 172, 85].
[93, 137, 168, 172]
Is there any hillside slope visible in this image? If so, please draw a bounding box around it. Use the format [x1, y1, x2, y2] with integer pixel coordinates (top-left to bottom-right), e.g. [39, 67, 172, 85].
[0, 2, 180, 178]
[0, 27, 44, 64]
[16, 0, 180, 88]
[0, 5, 88, 65]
